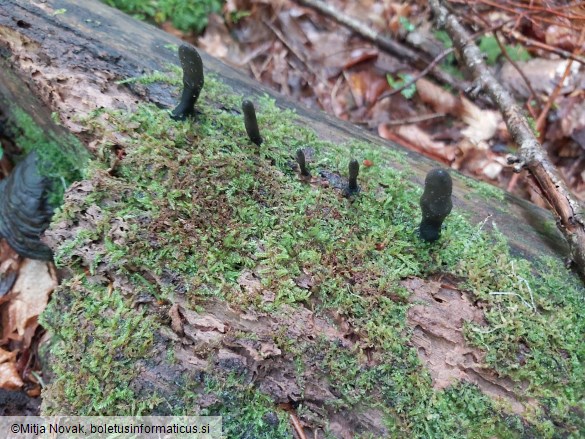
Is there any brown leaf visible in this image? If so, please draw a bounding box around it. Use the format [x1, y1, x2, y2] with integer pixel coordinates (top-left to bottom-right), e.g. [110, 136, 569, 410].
[416, 78, 461, 116]
[199, 14, 244, 65]
[394, 125, 446, 151]
[499, 58, 581, 99]
[0, 358, 23, 390]
[0, 347, 15, 363]
[461, 99, 501, 146]
[342, 48, 379, 70]
[0, 259, 55, 346]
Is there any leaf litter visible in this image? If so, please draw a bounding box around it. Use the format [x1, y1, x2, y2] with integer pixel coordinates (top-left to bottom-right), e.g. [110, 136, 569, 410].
[194, 0, 585, 200]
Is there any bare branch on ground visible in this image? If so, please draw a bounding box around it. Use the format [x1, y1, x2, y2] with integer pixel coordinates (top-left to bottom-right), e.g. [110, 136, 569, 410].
[429, 0, 585, 281]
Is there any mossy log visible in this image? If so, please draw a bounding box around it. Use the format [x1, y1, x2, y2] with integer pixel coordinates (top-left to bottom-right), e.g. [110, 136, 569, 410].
[1, 1, 583, 438]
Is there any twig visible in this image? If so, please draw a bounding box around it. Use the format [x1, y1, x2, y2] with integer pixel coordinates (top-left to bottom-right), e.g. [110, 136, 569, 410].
[262, 18, 323, 83]
[506, 30, 585, 65]
[377, 48, 454, 101]
[290, 413, 307, 439]
[384, 113, 446, 126]
[377, 22, 514, 103]
[429, 0, 585, 282]
[463, 4, 542, 107]
[478, 0, 585, 22]
[494, 30, 542, 106]
[535, 29, 585, 139]
[294, 0, 470, 95]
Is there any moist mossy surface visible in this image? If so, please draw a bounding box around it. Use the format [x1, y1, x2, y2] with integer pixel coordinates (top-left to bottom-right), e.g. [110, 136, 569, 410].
[4, 106, 88, 205]
[40, 69, 585, 438]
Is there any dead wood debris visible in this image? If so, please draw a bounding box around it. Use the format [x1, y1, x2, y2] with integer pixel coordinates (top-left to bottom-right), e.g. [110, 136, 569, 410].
[293, 0, 470, 95]
[429, 0, 585, 280]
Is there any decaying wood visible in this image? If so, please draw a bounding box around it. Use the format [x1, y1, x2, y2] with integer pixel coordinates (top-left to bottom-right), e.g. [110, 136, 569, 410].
[429, 0, 585, 281]
[0, 0, 581, 434]
[0, 0, 570, 264]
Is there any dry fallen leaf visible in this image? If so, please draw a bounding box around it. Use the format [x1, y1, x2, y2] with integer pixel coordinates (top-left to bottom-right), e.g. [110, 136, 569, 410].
[394, 125, 451, 154]
[416, 78, 461, 116]
[0, 361, 23, 390]
[0, 346, 15, 364]
[0, 259, 56, 346]
[461, 98, 501, 146]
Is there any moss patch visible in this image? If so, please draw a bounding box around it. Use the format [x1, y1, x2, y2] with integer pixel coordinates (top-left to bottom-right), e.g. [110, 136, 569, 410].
[42, 67, 584, 438]
[6, 106, 88, 205]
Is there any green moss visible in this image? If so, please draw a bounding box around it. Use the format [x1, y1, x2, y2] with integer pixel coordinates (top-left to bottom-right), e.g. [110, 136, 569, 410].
[459, 173, 505, 202]
[103, 0, 224, 35]
[44, 66, 584, 437]
[7, 106, 88, 205]
[40, 276, 160, 414]
[198, 375, 292, 438]
[116, 65, 182, 86]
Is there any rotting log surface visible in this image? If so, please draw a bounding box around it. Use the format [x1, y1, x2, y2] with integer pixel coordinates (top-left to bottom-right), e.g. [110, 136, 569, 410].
[0, 0, 569, 262]
[0, 1, 582, 437]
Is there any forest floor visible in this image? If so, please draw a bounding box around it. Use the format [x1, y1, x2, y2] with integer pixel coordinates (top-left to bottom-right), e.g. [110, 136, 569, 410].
[181, 0, 585, 209]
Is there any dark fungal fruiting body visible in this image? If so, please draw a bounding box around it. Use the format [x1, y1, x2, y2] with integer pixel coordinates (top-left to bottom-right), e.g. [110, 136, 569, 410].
[419, 168, 453, 242]
[171, 44, 204, 121]
[343, 159, 360, 197]
[242, 99, 263, 146]
[0, 152, 54, 260]
[296, 149, 311, 178]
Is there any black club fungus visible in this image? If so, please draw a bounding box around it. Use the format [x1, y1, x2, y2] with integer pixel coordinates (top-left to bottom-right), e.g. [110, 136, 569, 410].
[419, 168, 452, 242]
[296, 149, 311, 178]
[343, 159, 360, 197]
[171, 44, 204, 121]
[242, 99, 262, 146]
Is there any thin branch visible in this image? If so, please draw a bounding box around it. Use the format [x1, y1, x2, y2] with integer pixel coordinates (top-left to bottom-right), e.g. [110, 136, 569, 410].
[478, 0, 585, 21]
[384, 113, 447, 126]
[535, 29, 585, 139]
[429, 0, 585, 283]
[290, 413, 307, 439]
[463, 3, 543, 107]
[262, 18, 324, 83]
[294, 0, 470, 95]
[377, 48, 454, 101]
[378, 22, 510, 103]
[494, 30, 542, 106]
[506, 30, 585, 66]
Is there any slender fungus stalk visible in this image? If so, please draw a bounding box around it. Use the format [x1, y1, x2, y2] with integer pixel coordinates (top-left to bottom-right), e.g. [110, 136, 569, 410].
[171, 44, 204, 121]
[419, 168, 452, 242]
[344, 159, 360, 197]
[242, 99, 263, 146]
[296, 149, 311, 178]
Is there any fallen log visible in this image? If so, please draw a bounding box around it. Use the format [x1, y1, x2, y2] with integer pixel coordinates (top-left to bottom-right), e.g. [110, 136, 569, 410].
[0, 1, 583, 438]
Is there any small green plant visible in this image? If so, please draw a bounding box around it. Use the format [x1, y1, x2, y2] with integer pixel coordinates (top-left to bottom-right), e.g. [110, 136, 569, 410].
[103, 0, 224, 34]
[399, 16, 415, 32]
[386, 73, 417, 99]
[479, 36, 532, 65]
